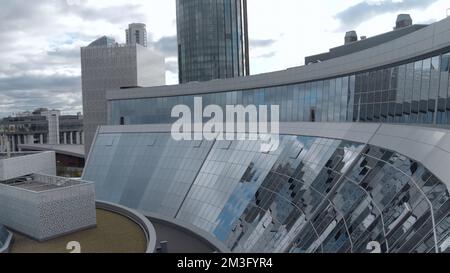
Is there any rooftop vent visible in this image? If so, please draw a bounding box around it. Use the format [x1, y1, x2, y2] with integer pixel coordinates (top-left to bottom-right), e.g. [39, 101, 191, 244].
[345, 31, 358, 45]
[395, 14, 413, 30]
[360, 36, 367, 40]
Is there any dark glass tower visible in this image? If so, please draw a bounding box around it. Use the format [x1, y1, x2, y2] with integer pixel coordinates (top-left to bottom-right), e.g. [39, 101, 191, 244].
[176, 0, 250, 84]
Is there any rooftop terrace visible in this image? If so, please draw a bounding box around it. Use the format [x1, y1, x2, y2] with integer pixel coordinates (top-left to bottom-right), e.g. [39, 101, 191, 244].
[9, 208, 147, 253]
[0, 174, 85, 192]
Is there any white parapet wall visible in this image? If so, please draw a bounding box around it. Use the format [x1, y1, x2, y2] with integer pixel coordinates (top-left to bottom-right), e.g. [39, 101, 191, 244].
[0, 174, 96, 241]
[0, 152, 56, 181]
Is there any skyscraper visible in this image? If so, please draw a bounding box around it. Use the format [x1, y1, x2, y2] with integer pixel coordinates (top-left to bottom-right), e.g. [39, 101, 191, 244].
[126, 23, 148, 47]
[81, 35, 165, 156]
[176, 0, 250, 84]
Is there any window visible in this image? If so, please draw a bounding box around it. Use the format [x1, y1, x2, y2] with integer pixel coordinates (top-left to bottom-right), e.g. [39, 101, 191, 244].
[310, 108, 316, 122]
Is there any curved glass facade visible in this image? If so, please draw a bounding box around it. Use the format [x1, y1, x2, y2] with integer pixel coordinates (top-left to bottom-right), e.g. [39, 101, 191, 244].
[176, 0, 249, 83]
[83, 132, 450, 253]
[109, 51, 450, 126]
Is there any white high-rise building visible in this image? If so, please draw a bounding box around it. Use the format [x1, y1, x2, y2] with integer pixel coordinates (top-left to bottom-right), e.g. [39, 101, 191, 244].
[81, 35, 165, 156]
[126, 23, 148, 47]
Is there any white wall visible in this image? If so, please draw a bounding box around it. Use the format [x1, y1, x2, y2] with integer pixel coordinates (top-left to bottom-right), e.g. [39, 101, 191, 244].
[0, 152, 56, 181]
[0, 180, 96, 241]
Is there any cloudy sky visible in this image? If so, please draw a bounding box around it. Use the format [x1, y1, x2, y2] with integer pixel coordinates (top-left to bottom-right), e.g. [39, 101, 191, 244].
[0, 0, 448, 117]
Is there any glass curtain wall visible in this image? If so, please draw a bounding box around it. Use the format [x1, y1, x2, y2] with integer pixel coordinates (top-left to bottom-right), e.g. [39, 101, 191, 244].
[84, 132, 450, 253]
[111, 51, 450, 127]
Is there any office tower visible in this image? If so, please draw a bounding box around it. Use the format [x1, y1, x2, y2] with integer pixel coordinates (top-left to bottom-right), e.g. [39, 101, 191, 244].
[126, 23, 148, 47]
[176, 0, 250, 83]
[81, 35, 165, 156]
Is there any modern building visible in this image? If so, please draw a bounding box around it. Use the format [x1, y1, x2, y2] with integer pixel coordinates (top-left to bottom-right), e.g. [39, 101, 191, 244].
[176, 0, 250, 83]
[0, 109, 84, 152]
[81, 15, 450, 253]
[81, 34, 166, 156]
[126, 23, 148, 47]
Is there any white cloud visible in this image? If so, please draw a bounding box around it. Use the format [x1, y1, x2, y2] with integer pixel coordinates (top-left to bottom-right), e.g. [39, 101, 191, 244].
[0, 0, 447, 117]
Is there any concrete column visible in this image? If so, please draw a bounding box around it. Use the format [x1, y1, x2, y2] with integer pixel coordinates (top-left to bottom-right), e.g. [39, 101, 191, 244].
[6, 136, 10, 153]
[76, 132, 81, 145]
[12, 135, 16, 152]
[63, 132, 67, 144]
[69, 132, 73, 145]
[39, 134, 44, 144]
[17, 135, 22, 152]
[43, 110, 60, 145]
[27, 135, 34, 144]
[81, 132, 84, 145]
[9, 137, 12, 154]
